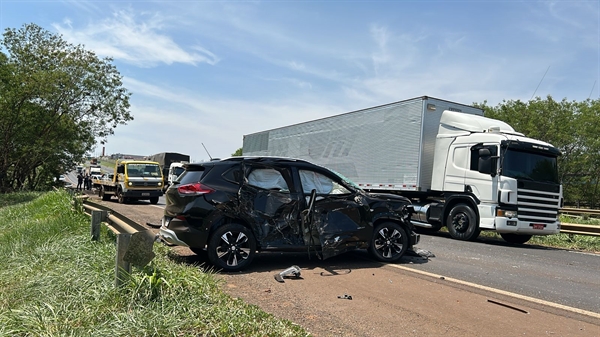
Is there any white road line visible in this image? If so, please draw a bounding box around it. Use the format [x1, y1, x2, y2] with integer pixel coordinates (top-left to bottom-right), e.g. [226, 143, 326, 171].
[388, 263, 600, 319]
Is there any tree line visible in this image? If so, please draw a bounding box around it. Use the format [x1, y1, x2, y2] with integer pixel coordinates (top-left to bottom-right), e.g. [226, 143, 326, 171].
[475, 97, 600, 207]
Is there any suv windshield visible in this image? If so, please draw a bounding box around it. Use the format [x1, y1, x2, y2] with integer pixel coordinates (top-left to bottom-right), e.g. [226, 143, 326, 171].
[330, 169, 362, 191]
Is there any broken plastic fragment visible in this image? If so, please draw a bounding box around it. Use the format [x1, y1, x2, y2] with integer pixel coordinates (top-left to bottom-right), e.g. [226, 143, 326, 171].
[274, 265, 302, 283]
[337, 294, 352, 300]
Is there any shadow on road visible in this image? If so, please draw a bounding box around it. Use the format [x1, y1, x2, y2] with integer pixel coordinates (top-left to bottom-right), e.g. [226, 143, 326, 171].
[165, 246, 431, 276]
[418, 230, 566, 252]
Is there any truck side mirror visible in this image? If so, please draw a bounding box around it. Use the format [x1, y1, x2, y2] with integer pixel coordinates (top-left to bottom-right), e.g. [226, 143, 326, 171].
[477, 149, 497, 177]
[117, 165, 125, 174]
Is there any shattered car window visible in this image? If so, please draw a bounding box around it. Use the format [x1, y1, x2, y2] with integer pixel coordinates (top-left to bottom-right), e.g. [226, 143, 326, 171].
[247, 168, 289, 192]
[299, 170, 349, 195]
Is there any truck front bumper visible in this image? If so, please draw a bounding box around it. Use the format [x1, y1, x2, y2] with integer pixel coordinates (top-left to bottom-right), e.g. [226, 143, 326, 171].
[122, 190, 163, 198]
[495, 217, 560, 235]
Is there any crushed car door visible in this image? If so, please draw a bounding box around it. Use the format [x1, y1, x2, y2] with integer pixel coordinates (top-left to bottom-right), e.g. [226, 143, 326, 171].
[298, 169, 369, 259]
[238, 163, 304, 247]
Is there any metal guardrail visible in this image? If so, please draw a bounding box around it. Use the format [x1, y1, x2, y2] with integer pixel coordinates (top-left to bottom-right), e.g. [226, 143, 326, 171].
[560, 223, 600, 237]
[78, 197, 156, 287]
[560, 207, 600, 217]
[560, 208, 600, 236]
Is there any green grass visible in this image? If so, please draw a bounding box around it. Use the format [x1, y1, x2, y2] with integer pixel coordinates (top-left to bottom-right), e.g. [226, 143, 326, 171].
[478, 230, 600, 252]
[0, 191, 309, 337]
[473, 214, 600, 252]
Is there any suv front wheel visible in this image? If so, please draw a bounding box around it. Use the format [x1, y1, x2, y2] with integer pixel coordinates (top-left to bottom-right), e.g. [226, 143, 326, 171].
[207, 224, 257, 272]
[368, 222, 409, 262]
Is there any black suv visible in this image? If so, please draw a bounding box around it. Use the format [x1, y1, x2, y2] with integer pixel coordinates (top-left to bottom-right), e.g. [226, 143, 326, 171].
[159, 157, 419, 271]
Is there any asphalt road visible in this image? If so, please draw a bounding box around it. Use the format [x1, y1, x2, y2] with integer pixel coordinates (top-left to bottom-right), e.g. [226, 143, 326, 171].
[408, 233, 600, 314]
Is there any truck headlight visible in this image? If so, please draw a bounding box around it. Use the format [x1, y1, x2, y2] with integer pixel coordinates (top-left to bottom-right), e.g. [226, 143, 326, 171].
[128, 181, 133, 186]
[497, 209, 517, 218]
[158, 182, 162, 187]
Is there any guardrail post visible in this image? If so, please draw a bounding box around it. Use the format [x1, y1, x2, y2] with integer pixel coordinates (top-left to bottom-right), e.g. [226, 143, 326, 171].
[90, 210, 107, 241]
[115, 233, 132, 288]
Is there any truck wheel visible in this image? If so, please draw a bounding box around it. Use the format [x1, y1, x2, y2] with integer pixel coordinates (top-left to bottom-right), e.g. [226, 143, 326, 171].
[500, 233, 532, 244]
[368, 222, 409, 262]
[207, 224, 256, 272]
[446, 203, 480, 241]
[117, 189, 126, 204]
[150, 197, 159, 204]
[100, 186, 111, 201]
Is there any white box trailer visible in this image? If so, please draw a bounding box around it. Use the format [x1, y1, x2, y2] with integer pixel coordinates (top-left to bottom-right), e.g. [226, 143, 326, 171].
[244, 96, 484, 192]
[243, 96, 563, 244]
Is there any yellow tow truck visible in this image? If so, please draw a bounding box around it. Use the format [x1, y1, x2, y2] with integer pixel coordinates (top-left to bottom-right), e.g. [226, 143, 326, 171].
[94, 159, 163, 204]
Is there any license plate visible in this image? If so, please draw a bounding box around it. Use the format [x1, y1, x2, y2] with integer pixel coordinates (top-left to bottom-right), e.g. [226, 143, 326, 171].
[532, 223, 545, 230]
[142, 193, 150, 196]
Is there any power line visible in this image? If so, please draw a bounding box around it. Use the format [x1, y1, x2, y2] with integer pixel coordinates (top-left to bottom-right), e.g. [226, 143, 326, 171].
[531, 65, 550, 101]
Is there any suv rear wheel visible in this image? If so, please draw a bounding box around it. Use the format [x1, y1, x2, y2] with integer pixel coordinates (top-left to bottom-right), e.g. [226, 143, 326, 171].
[207, 224, 256, 272]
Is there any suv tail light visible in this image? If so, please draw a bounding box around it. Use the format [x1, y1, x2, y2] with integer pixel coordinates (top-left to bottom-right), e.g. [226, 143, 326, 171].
[177, 183, 215, 195]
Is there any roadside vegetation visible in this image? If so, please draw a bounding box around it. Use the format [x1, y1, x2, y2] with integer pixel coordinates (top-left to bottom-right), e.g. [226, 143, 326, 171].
[477, 230, 600, 253]
[0, 190, 309, 337]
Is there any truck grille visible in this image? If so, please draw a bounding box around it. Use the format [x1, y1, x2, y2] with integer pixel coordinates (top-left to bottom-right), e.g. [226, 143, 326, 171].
[130, 181, 161, 188]
[517, 188, 561, 224]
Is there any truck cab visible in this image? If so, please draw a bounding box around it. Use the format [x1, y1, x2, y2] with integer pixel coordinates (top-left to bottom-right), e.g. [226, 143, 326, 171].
[96, 160, 164, 204]
[426, 111, 562, 242]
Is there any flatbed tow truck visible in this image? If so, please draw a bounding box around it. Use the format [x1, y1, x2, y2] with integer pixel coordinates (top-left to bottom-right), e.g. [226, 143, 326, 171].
[93, 159, 163, 204]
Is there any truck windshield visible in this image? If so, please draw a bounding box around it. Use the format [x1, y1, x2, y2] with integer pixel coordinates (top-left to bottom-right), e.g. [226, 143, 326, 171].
[126, 164, 161, 178]
[501, 149, 559, 184]
[173, 167, 185, 177]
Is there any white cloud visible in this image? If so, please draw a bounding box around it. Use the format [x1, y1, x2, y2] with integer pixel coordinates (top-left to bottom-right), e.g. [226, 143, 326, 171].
[52, 9, 219, 67]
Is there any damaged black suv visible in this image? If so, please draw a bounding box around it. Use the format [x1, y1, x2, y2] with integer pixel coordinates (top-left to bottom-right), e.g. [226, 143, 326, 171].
[159, 157, 419, 271]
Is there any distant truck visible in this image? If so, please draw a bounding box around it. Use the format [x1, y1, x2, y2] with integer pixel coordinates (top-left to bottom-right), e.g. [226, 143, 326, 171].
[87, 165, 102, 177]
[147, 152, 190, 191]
[242, 96, 563, 244]
[94, 159, 163, 204]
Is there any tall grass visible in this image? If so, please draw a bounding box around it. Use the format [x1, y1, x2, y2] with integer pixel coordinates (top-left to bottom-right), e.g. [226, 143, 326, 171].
[0, 191, 309, 337]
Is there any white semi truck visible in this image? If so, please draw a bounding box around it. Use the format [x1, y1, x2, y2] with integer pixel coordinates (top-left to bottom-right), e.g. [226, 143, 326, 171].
[242, 96, 563, 243]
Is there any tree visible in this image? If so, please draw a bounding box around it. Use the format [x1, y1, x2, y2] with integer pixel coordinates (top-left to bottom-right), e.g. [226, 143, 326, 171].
[232, 148, 243, 156]
[0, 24, 132, 192]
[474, 96, 600, 207]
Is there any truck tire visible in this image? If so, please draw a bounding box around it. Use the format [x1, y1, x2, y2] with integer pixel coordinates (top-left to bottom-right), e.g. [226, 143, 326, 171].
[100, 186, 111, 201]
[446, 203, 480, 241]
[207, 224, 256, 272]
[368, 222, 409, 262]
[117, 189, 126, 204]
[500, 233, 532, 244]
[150, 197, 159, 204]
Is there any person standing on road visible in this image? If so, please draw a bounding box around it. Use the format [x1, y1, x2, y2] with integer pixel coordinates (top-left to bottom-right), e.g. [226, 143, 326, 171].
[84, 174, 90, 191]
[77, 173, 83, 190]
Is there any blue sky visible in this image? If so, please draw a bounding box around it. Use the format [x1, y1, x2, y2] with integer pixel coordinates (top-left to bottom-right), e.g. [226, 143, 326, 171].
[1, 0, 598, 162]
